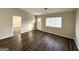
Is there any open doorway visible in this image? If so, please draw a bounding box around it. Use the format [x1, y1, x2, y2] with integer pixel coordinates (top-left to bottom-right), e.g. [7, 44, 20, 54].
[12, 16, 22, 50]
[12, 16, 22, 36]
[37, 17, 42, 30]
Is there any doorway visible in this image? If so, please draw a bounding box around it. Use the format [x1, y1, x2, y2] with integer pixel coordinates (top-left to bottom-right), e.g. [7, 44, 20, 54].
[37, 17, 42, 30]
[12, 16, 22, 36]
[12, 16, 22, 50]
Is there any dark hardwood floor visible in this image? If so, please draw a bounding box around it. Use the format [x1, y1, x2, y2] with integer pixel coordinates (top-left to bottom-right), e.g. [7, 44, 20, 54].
[0, 30, 78, 51]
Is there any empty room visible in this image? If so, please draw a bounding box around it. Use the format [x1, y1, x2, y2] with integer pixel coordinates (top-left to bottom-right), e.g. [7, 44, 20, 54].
[0, 8, 79, 51]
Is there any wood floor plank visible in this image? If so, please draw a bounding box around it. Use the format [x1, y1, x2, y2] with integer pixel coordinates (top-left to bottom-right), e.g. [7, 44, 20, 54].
[0, 30, 78, 51]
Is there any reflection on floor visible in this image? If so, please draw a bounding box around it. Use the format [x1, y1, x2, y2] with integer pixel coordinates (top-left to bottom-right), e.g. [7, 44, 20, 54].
[0, 30, 78, 51]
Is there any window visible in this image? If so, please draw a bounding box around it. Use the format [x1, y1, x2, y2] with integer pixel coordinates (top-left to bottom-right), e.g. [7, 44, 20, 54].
[46, 17, 62, 28]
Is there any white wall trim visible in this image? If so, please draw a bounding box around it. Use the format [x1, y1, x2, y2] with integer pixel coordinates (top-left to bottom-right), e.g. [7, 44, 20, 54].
[74, 39, 79, 50]
[0, 29, 35, 40]
[39, 29, 74, 39]
[0, 35, 13, 40]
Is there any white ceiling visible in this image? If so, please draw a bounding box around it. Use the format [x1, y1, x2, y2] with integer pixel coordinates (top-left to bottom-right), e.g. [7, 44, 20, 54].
[20, 8, 75, 15]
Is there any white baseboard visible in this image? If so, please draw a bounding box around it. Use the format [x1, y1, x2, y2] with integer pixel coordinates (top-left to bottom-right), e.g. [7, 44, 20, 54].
[0, 29, 34, 40]
[74, 39, 79, 50]
[21, 29, 35, 34]
[0, 35, 13, 40]
[39, 29, 74, 39]
[0, 29, 74, 40]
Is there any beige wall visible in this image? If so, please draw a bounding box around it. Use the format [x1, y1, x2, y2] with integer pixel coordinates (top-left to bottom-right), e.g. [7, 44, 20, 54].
[37, 11, 75, 39]
[0, 8, 35, 39]
[75, 9, 79, 50]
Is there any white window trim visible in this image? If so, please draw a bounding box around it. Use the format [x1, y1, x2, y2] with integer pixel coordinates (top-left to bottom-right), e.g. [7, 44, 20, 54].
[46, 17, 62, 28]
